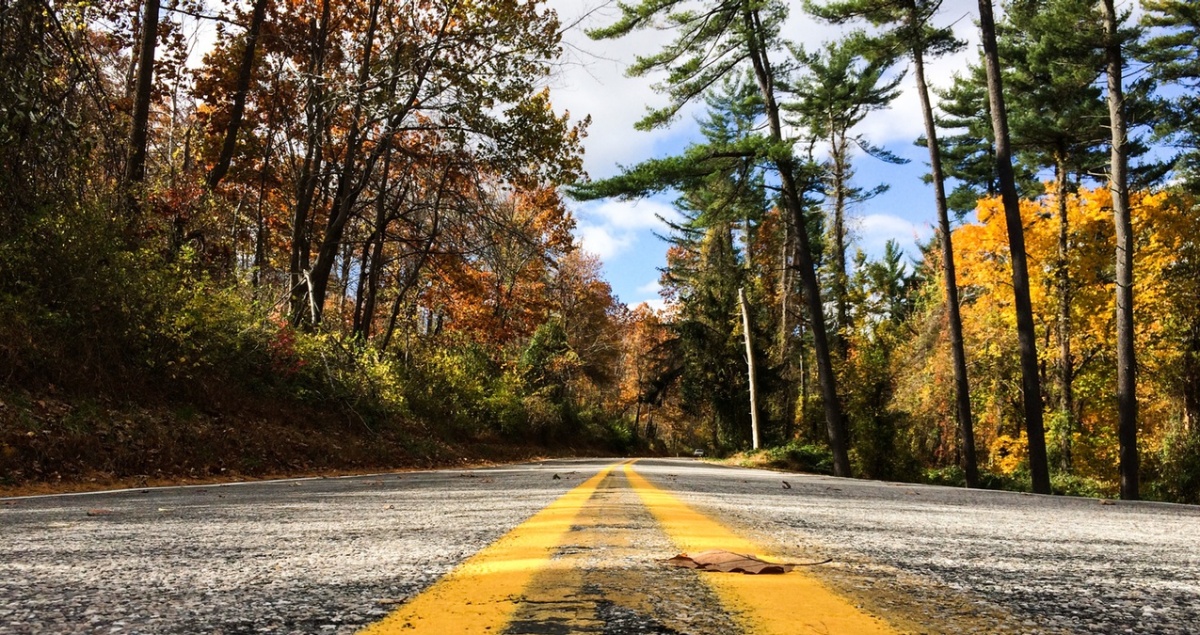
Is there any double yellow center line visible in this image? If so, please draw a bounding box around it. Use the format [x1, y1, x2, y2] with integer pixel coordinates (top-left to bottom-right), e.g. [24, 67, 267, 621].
[358, 461, 896, 634]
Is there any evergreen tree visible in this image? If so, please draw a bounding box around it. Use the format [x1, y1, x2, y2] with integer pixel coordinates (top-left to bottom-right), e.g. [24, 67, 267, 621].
[1141, 0, 1200, 191]
[1102, 0, 1139, 499]
[806, 0, 981, 486]
[583, 0, 853, 475]
[787, 36, 905, 356]
[976, 0, 1052, 494]
[999, 0, 1109, 473]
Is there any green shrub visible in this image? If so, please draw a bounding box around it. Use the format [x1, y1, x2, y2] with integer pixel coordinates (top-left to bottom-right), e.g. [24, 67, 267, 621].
[1050, 472, 1112, 498]
[1149, 427, 1200, 504]
[923, 465, 966, 487]
[764, 442, 835, 474]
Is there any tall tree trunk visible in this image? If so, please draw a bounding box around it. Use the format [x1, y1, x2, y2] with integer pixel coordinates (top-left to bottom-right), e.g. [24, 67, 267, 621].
[1103, 0, 1139, 500]
[251, 137, 272, 293]
[290, 0, 331, 324]
[911, 28, 979, 488]
[206, 0, 269, 191]
[743, 4, 850, 477]
[739, 287, 761, 449]
[306, 0, 383, 326]
[125, 0, 158, 189]
[830, 135, 850, 358]
[1054, 152, 1075, 473]
[354, 151, 403, 340]
[977, 0, 1051, 494]
[779, 217, 796, 441]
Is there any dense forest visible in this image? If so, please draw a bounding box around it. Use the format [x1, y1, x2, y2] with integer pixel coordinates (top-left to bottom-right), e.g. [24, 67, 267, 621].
[2, 0, 1198, 503]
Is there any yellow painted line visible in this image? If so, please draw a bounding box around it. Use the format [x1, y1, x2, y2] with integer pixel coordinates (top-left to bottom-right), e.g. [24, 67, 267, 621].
[623, 464, 898, 635]
[357, 462, 625, 634]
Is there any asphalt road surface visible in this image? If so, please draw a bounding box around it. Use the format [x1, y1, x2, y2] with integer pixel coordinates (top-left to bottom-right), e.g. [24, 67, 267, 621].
[2, 458, 1198, 634]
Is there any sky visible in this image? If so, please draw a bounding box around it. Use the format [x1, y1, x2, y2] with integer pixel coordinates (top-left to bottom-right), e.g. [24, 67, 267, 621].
[542, 0, 987, 310]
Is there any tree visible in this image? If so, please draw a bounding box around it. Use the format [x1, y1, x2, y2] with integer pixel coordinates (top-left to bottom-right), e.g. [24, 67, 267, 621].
[788, 36, 905, 355]
[1102, 0, 1138, 500]
[807, 0, 980, 487]
[125, 0, 159, 192]
[844, 240, 917, 479]
[946, 187, 1181, 490]
[998, 0, 1109, 473]
[931, 64, 1041, 213]
[266, 0, 585, 328]
[205, 0, 270, 192]
[586, 0, 852, 476]
[1141, 0, 1200, 191]
[976, 0, 1051, 494]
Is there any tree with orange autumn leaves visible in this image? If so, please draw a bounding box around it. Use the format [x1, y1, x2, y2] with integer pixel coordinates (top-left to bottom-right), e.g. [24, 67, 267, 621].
[1, 0, 641, 460]
[8, 0, 1200, 501]
[891, 186, 1200, 499]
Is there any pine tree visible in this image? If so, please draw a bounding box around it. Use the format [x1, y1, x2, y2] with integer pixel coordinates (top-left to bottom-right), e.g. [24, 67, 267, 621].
[976, 0, 1052, 494]
[584, 0, 853, 475]
[806, 0, 981, 486]
[1141, 0, 1200, 191]
[999, 0, 1109, 473]
[788, 36, 905, 358]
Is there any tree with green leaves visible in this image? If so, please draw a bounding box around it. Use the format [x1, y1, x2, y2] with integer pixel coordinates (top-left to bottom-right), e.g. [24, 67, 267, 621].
[787, 36, 905, 356]
[583, 0, 852, 476]
[806, 0, 981, 487]
[976, 0, 1052, 494]
[844, 240, 918, 479]
[1102, 0, 1138, 499]
[929, 64, 1041, 213]
[578, 80, 776, 451]
[999, 0, 1109, 473]
[1141, 0, 1200, 191]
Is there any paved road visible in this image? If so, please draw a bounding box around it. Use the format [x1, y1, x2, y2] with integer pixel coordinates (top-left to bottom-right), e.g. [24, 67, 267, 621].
[2, 458, 1198, 634]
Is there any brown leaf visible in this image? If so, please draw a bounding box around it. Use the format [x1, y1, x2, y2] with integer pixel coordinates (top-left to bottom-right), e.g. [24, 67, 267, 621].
[86, 509, 114, 517]
[666, 550, 795, 574]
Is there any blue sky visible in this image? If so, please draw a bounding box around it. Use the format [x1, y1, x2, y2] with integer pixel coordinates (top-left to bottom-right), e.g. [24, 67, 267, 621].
[545, 0, 984, 309]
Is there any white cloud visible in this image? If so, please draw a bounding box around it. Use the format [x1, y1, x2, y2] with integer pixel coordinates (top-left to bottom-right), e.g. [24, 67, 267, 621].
[571, 197, 680, 260]
[855, 214, 934, 255]
[580, 198, 679, 230]
[545, 1, 700, 179]
[636, 279, 662, 295]
[576, 224, 634, 260]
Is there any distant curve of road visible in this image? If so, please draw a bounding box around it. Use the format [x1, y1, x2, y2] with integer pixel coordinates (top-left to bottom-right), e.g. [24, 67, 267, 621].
[2, 458, 1198, 634]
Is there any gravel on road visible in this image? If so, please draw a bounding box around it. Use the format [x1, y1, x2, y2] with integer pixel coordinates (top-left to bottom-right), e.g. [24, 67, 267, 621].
[633, 459, 1200, 635]
[4, 458, 1199, 634]
[1, 461, 593, 634]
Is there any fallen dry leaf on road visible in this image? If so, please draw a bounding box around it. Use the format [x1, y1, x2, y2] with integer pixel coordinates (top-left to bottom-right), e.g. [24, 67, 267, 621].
[85, 509, 114, 517]
[666, 550, 800, 574]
